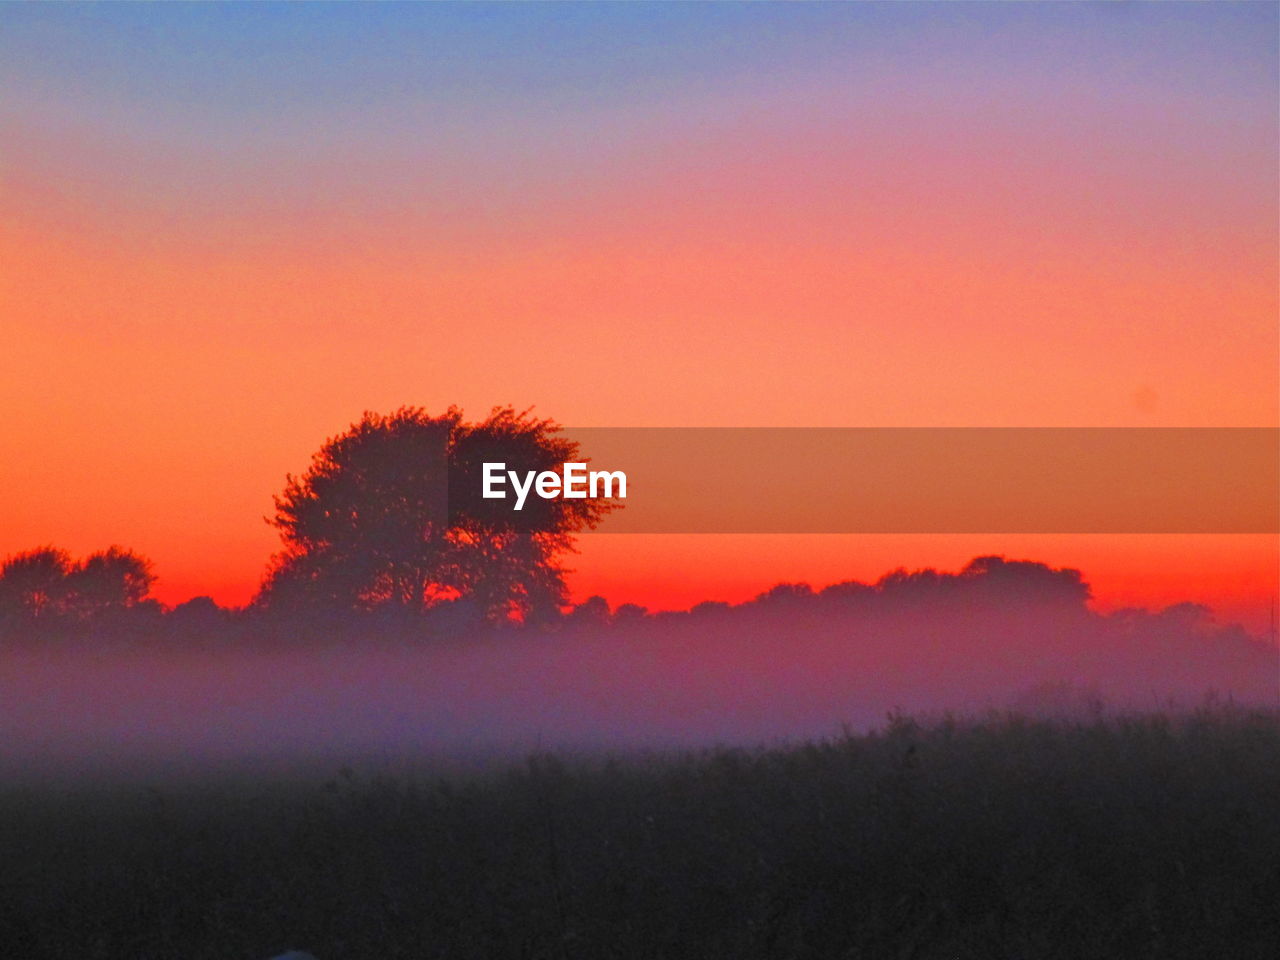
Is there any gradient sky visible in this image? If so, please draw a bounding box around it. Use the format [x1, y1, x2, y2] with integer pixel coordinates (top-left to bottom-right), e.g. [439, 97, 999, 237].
[2, 4, 1276, 625]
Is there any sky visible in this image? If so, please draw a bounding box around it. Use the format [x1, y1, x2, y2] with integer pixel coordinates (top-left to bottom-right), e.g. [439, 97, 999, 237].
[2, 3, 1277, 626]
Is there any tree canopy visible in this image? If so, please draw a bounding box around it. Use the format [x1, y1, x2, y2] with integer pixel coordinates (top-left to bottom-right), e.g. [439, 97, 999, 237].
[258, 406, 618, 623]
[0, 545, 157, 628]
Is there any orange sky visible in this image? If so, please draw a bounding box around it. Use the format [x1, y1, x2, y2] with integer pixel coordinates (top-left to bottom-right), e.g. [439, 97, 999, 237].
[1, 5, 1276, 629]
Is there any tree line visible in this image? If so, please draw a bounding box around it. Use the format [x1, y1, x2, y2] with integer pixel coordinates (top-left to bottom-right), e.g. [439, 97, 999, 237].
[2, 404, 1240, 648]
[0, 406, 617, 640]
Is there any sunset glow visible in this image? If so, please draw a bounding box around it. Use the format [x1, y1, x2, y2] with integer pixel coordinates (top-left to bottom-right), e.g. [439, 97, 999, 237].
[2, 4, 1276, 625]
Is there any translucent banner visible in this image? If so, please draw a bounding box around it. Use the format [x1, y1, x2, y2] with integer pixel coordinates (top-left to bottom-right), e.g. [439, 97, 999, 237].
[454, 428, 1278, 534]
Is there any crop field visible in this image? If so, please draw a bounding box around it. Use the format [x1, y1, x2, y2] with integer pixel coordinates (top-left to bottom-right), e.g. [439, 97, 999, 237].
[2, 708, 1277, 960]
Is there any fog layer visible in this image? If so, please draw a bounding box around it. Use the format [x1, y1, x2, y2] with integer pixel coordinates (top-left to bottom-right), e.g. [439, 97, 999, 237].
[2, 558, 1274, 782]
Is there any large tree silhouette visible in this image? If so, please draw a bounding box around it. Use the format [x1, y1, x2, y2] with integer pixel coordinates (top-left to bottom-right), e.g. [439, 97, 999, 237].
[259, 406, 617, 623]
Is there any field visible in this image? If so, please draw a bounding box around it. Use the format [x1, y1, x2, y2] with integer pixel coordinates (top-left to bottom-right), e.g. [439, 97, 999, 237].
[2, 708, 1277, 960]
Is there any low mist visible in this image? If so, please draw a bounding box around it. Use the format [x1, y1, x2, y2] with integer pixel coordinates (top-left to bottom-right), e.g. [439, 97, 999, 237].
[2, 558, 1274, 784]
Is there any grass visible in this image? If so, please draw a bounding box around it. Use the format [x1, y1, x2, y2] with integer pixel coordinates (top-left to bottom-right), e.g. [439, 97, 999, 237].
[2, 708, 1278, 959]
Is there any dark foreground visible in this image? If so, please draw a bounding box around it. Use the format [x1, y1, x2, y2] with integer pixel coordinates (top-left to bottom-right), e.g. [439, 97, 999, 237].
[3, 709, 1278, 960]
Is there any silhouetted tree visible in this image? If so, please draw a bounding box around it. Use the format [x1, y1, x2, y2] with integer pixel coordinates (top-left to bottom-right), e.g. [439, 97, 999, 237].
[67, 546, 156, 619]
[959, 555, 1090, 607]
[0, 547, 74, 622]
[259, 406, 618, 624]
[260, 407, 460, 614]
[170, 595, 224, 620]
[613, 602, 650, 625]
[0, 545, 158, 636]
[750, 582, 815, 607]
[869, 557, 1089, 613]
[819, 579, 873, 602]
[566, 595, 612, 627]
[165, 596, 233, 641]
